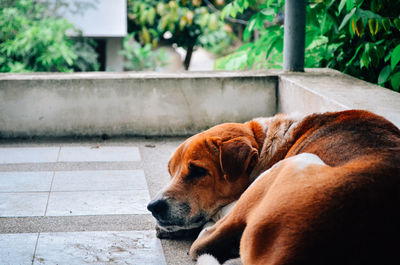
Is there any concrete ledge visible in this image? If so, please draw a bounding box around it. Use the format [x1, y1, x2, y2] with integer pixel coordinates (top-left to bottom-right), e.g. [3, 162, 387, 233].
[1, 69, 399, 138]
[0, 71, 277, 137]
[278, 69, 400, 127]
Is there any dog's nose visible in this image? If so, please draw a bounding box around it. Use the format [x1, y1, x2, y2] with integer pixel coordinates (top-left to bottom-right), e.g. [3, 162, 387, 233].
[147, 199, 169, 218]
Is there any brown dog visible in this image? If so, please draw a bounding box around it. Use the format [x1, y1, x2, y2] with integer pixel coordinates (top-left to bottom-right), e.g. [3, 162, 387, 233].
[147, 110, 400, 265]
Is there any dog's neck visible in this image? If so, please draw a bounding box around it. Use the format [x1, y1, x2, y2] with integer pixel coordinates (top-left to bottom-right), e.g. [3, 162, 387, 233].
[248, 113, 303, 182]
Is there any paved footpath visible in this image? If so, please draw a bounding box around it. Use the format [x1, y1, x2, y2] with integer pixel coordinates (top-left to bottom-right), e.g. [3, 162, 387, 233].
[0, 138, 195, 265]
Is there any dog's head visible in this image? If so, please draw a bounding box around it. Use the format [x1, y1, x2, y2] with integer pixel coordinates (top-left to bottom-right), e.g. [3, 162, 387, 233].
[147, 123, 259, 233]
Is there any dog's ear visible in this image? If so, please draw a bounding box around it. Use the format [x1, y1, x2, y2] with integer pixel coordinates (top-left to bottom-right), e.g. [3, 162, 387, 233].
[206, 137, 222, 156]
[219, 137, 258, 182]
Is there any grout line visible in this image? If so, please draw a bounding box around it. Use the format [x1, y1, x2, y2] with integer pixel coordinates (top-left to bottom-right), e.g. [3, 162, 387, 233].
[0, 188, 149, 194]
[56, 146, 61, 163]
[31, 232, 40, 265]
[44, 147, 60, 217]
[43, 172, 55, 217]
[0, 191, 51, 194]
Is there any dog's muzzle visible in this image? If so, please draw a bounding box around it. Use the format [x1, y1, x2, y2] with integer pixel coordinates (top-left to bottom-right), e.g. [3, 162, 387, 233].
[147, 198, 169, 222]
[147, 197, 207, 232]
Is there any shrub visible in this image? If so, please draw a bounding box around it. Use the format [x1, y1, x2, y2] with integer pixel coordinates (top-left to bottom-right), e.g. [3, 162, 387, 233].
[0, 0, 99, 72]
[215, 0, 400, 91]
[119, 33, 169, 71]
[127, 0, 234, 69]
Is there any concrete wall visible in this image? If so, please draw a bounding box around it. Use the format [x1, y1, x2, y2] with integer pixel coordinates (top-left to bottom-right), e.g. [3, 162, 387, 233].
[0, 72, 277, 137]
[278, 69, 400, 127]
[105, 38, 124, 72]
[1, 69, 399, 138]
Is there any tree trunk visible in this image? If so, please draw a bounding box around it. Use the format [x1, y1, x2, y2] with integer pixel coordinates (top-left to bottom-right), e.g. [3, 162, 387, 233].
[184, 44, 194, 70]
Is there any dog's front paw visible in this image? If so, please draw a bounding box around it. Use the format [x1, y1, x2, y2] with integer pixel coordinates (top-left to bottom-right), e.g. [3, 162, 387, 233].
[189, 240, 202, 259]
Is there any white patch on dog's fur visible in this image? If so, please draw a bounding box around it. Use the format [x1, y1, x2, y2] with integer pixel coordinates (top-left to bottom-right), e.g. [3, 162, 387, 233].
[211, 201, 237, 222]
[250, 153, 325, 188]
[291, 153, 326, 170]
[253, 117, 271, 133]
[253, 113, 303, 134]
[197, 201, 238, 239]
[197, 254, 221, 265]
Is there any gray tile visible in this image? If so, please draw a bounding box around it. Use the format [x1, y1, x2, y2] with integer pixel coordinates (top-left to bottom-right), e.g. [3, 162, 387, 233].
[0, 171, 53, 192]
[0, 193, 48, 217]
[0, 233, 38, 265]
[52, 170, 147, 191]
[34, 231, 166, 265]
[0, 147, 59, 164]
[58, 146, 141, 162]
[46, 190, 150, 216]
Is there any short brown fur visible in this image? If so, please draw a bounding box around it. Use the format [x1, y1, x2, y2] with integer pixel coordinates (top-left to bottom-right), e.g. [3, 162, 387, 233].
[153, 110, 400, 265]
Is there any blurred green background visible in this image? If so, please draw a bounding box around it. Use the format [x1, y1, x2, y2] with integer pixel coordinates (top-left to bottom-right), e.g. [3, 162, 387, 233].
[1, 0, 399, 91]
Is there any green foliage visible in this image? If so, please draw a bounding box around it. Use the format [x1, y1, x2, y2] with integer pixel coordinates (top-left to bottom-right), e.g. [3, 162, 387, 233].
[215, 0, 400, 92]
[127, 0, 234, 68]
[119, 33, 169, 71]
[0, 0, 99, 72]
[216, 0, 285, 70]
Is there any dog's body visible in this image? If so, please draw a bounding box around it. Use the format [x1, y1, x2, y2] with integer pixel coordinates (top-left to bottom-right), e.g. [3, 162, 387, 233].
[147, 110, 400, 265]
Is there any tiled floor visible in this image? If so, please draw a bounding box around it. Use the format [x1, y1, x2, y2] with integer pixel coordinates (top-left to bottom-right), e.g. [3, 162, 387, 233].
[34, 231, 165, 265]
[0, 147, 60, 164]
[0, 140, 194, 265]
[0, 233, 38, 265]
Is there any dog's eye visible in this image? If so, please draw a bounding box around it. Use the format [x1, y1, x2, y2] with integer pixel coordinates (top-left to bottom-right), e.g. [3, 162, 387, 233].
[186, 163, 208, 181]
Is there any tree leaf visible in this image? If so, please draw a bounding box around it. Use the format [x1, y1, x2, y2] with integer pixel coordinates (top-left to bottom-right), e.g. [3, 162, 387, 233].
[382, 18, 391, 32]
[378, 65, 391, 85]
[391, 44, 400, 70]
[394, 18, 400, 31]
[243, 16, 256, 41]
[346, 44, 364, 67]
[346, 0, 354, 12]
[355, 18, 364, 36]
[260, 8, 275, 16]
[360, 49, 370, 69]
[220, 3, 232, 19]
[339, 7, 356, 31]
[368, 18, 379, 35]
[338, 0, 347, 14]
[390, 71, 400, 91]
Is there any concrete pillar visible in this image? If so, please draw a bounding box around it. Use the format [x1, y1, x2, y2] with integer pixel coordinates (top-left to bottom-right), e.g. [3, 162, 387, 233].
[283, 0, 306, 72]
[106, 37, 124, 72]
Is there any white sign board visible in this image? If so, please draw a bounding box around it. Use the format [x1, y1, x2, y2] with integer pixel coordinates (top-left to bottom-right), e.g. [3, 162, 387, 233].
[63, 0, 127, 37]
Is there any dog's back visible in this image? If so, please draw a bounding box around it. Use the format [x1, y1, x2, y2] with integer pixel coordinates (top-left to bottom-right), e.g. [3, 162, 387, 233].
[191, 110, 400, 265]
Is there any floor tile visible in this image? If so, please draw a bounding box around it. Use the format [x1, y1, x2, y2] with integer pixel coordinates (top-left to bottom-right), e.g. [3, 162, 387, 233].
[0, 193, 48, 217]
[0, 147, 59, 164]
[46, 190, 150, 216]
[0, 172, 53, 192]
[52, 170, 147, 191]
[34, 231, 166, 265]
[58, 146, 141, 162]
[0, 233, 38, 265]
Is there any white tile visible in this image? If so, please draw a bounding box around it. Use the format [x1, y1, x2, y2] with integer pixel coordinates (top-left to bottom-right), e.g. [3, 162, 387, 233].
[0, 172, 53, 192]
[58, 146, 141, 162]
[34, 231, 166, 265]
[52, 170, 147, 191]
[0, 233, 38, 265]
[0, 193, 48, 217]
[0, 147, 59, 164]
[46, 190, 150, 216]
